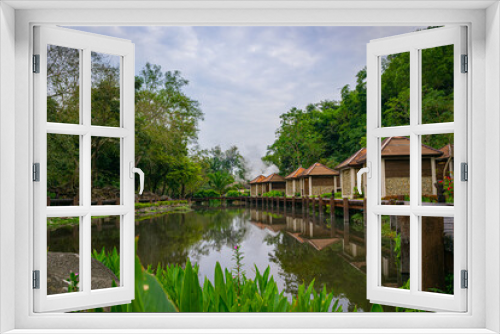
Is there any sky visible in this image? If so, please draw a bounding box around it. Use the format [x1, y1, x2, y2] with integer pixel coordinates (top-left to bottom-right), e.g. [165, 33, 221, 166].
[73, 26, 423, 178]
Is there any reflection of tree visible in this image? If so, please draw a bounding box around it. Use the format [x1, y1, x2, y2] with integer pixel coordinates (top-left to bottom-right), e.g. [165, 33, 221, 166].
[135, 209, 249, 268]
[265, 232, 371, 312]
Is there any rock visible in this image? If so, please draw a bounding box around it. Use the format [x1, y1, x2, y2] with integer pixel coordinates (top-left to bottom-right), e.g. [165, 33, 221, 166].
[47, 252, 120, 295]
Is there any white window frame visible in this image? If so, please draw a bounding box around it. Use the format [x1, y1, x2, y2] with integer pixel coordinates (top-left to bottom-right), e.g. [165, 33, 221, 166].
[33, 26, 136, 312]
[0, 2, 498, 333]
[366, 26, 467, 312]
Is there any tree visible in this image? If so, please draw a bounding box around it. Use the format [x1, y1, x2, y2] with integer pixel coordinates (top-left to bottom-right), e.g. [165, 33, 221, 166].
[202, 145, 248, 181]
[207, 171, 235, 195]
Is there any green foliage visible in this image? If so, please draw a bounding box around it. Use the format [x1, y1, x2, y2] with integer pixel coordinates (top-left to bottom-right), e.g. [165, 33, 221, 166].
[370, 304, 384, 312]
[193, 189, 221, 199]
[109, 256, 178, 312]
[153, 260, 341, 313]
[263, 29, 454, 174]
[320, 192, 332, 198]
[67, 272, 79, 293]
[350, 212, 364, 224]
[225, 190, 246, 197]
[262, 190, 284, 197]
[207, 171, 235, 195]
[202, 145, 248, 181]
[92, 247, 120, 280]
[47, 54, 206, 199]
[47, 217, 79, 228]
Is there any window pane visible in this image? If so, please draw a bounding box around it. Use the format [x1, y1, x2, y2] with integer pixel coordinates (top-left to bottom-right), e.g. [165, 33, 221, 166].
[381, 52, 410, 127]
[381, 215, 410, 289]
[381, 137, 410, 205]
[91, 137, 120, 205]
[421, 134, 454, 206]
[47, 45, 80, 124]
[421, 45, 454, 124]
[421, 216, 454, 295]
[47, 134, 79, 206]
[91, 52, 121, 127]
[47, 217, 80, 295]
[91, 216, 121, 290]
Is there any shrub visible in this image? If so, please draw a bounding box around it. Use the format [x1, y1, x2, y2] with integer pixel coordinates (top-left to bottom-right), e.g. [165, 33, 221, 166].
[193, 189, 221, 198]
[320, 192, 332, 198]
[262, 190, 284, 197]
[225, 190, 249, 197]
[334, 192, 342, 199]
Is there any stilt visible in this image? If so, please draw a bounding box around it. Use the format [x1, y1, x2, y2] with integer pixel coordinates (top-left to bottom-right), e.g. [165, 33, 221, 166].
[343, 198, 349, 224]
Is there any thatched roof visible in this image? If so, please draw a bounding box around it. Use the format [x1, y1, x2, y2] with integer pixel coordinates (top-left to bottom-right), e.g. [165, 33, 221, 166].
[285, 167, 306, 179]
[337, 137, 443, 169]
[299, 163, 339, 177]
[356, 137, 442, 163]
[261, 173, 286, 183]
[335, 148, 366, 170]
[249, 175, 266, 184]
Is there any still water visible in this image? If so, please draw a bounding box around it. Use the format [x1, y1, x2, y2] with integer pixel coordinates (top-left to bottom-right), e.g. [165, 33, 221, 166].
[49, 205, 379, 312]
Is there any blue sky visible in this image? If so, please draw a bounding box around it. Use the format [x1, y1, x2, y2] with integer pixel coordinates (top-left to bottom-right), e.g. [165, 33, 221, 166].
[74, 26, 422, 178]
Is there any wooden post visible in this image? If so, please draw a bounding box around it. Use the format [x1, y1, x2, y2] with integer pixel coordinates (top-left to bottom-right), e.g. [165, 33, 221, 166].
[319, 197, 323, 216]
[330, 196, 334, 221]
[305, 196, 308, 216]
[311, 197, 316, 216]
[343, 198, 349, 224]
[47, 196, 51, 206]
[421, 216, 445, 292]
[397, 215, 411, 285]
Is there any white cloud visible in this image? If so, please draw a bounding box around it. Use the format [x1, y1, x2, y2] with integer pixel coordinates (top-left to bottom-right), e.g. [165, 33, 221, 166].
[72, 25, 423, 179]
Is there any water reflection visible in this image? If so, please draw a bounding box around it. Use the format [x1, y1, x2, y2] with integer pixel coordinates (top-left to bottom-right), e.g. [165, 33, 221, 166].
[48, 206, 411, 312]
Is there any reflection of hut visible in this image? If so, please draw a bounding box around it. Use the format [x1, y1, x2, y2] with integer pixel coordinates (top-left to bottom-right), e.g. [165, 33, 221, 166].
[285, 167, 305, 197]
[436, 144, 454, 180]
[335, 148, 366, 199]
[356, 137, 443, 197]
[298, 163, 339, 197]
[260, 173, 286, 194]
[249, 175, 266, 197]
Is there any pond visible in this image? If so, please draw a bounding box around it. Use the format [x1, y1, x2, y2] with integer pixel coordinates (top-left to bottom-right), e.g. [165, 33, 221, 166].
[48, 205, 392, 312]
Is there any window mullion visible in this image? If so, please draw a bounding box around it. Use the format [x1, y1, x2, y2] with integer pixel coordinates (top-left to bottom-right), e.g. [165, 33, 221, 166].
[409, 47, 420, 294]
[81, 48, 92, 294]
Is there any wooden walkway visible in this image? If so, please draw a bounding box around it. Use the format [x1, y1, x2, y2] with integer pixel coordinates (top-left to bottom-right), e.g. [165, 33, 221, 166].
[191, 196, 367, 223]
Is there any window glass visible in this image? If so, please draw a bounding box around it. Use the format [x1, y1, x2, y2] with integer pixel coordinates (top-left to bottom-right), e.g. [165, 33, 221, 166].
[47, 45, 80, 124]
[381, 52, 410, 127]
[47, 217, 80, 295]
[91, 52, 121, 127]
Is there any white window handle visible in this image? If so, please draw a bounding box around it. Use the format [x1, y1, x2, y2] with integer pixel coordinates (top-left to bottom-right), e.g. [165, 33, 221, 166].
[129, 162, 144, 195]
[357, 162, 371, 195]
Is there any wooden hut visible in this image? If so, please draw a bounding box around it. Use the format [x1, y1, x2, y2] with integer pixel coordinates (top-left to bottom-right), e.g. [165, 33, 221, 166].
[260, 173, 286, 194]
[285, 167, 305, 197]
[356, 136, 443, 198]
[249, 175, 265, 197]
[335, 148, 366, 199]
[298, 163, 339, 197]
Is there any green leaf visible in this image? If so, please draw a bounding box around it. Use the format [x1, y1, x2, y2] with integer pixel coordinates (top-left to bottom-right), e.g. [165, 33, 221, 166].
[370, 304, 384, 312]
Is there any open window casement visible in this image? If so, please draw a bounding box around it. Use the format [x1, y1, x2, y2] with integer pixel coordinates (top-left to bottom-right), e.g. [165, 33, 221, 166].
[33, 26, 137, 312]
[365, 26, 467, 312]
